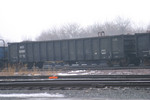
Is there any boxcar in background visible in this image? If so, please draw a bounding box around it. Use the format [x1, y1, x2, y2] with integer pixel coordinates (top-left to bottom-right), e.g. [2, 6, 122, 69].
[0, 47, 5, 59]
[8, 34, 140, 68]
[0, 47, 7, 68]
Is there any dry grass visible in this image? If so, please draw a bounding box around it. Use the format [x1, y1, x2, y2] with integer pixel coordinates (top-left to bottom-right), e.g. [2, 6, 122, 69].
[1, 66, 15, 76]
[0, 64, 60, 76]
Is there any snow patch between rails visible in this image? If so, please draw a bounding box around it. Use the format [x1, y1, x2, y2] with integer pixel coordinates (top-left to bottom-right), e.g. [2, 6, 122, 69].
[0, 93, 64, 98]
[57, 73, 78, 76]
[57, 70, 88, 76]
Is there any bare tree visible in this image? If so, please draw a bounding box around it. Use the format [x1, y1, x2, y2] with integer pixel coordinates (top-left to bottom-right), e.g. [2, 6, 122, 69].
[147, 24, 150, 29]
[36, 17, 147, 41]
[36, 28, 61, 41]
[133, 27, 145, 33]
[85, 23, 104, 37]
[146, 23, 150, 32]
[84, 18, 132, 36]
[113, 17, 132, 34]
[36, 23, 85, 41]
[102, 22, 118, 35]
[60, 23, 84, 39]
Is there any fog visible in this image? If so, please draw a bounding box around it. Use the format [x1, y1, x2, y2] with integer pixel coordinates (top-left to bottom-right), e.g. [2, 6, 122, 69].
[0, 0, 150, 42]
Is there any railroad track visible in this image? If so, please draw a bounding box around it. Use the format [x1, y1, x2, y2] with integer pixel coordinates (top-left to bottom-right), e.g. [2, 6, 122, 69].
[1, 75, 150, 79]
[0, 75, 150, 90]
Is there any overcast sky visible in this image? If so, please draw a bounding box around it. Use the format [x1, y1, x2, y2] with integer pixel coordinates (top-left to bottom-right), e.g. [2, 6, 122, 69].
[0, 0, 150, 42]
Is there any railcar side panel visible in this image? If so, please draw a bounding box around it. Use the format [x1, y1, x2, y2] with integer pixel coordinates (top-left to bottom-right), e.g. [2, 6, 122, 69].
[136, 33, 150, 57]
[54, 41, 61, 60]
[47, 42, 54, 61]
[69, 40, 76, 61]
[61, 40, 69, 61]
[111, 36, 124, 59]
[124, 35, 136, 57]
[40, 42, 47, 61]
[8, 43, 18, 62]
[26, 43, 33, 62]
[18, 43, 26, 62]
[100, 37, 111, 59]
[33, 43, 40, 62]
[92, 38, 100, 60]
[76, 39, 84, 60]
[84, 39, 92, 60]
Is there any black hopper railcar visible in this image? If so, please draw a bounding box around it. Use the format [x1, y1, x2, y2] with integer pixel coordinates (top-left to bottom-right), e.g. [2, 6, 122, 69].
[8, 33, 142, 68]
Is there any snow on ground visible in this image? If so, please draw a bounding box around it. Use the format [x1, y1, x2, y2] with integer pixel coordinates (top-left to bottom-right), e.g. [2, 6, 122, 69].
[1, 67, 150, 76]
[0, 93, 64, 98]
[57, 69, 150, 76]
[58, 70, 88, 76]
[1, 87, 150, 100]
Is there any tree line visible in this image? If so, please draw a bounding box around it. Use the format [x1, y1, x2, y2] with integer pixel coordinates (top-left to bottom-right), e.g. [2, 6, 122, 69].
[36, 17, 150, 41]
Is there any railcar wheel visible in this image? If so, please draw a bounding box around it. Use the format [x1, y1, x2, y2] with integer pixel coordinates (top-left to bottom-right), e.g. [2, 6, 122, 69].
[119, 59, 129, 67]
[133, 58, 140, 66]
[107, 60, 113, 67]
[27, 63, 34, 69]
[143, 59, 150, 66]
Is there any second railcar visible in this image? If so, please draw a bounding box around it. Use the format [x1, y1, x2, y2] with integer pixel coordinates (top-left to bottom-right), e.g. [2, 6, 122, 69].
[135, 32, 150, 65]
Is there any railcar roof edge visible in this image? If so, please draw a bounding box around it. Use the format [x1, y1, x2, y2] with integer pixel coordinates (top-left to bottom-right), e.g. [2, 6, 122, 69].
[7, 34, 135, 44]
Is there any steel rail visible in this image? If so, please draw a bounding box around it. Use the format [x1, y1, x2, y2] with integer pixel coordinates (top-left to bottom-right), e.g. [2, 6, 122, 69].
[1, 75, 150, 79]
[0, 80, 150, 87]
[0, 75, 150, 89]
